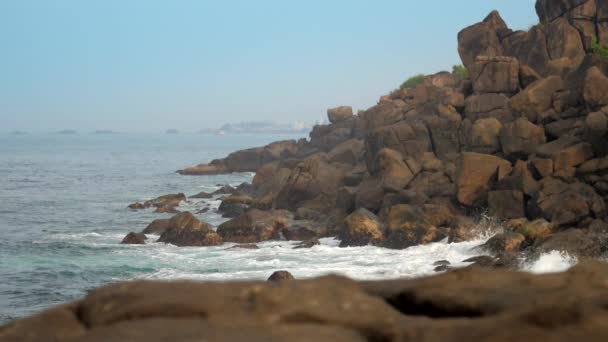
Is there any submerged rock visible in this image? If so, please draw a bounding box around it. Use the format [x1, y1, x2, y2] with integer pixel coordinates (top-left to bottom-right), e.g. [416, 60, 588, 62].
[267, 270, 295, 282]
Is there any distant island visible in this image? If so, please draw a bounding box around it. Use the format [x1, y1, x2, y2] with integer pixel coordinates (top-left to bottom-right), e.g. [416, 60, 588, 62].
[92, 130, 118, 134]
[198, 120, 314, 135]
[11, 130, 28, 135]
[56, 129, 77, 135]
[166, 129, 179, 134]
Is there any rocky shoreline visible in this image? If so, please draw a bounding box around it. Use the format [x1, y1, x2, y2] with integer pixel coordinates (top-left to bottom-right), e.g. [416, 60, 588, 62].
[4, 0, 608, 339]
[124, 0, 608, 266]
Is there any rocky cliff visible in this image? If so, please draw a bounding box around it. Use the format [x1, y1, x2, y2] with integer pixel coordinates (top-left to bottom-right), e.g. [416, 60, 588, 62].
[173, 0, 608, 259]
[6, 1, 608, 340]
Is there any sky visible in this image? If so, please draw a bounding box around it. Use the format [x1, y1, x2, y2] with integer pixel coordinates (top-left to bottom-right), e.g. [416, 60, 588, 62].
[0, 1, 538, 133]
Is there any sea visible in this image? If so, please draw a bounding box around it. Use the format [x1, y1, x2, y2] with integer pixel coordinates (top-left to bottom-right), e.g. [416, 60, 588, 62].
[0, 132, 577, 323]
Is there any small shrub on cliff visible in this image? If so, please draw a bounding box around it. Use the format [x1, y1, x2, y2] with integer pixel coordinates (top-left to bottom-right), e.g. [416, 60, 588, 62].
[452, 64, 468, 80]
[400, 74, 426, 89]
[591, 37, 608, 60]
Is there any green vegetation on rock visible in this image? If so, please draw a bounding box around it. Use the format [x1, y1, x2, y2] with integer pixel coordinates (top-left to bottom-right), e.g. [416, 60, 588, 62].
[452, 64, 468, 80]
[591, 37, 608, 60]
[400, 74, 426, 89]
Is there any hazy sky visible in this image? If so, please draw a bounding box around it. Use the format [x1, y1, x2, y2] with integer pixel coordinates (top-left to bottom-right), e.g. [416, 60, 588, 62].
[0, 1, 538, 133]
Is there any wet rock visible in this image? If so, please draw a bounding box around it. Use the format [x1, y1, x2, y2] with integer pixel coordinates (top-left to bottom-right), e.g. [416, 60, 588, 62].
[488, 190, 525, 220]
[157, 212, 222, 247]
[226, 244, 259, 250]
[217, 209, 292, 243]
[142, 219, 171, 235]
[218, 195, 253, 218]
[127, 193, 186, 214]
[339, 208, 384, 247]
[121, 232, 147, 245]
[189, 191, 213, 199]
[266, 270, 295, 282]
[381, 204, 446, 249]
[533, 229, 608, 258]
[293, 239, 320, 249]
[283, 221, 327, 241]
[480, 232, 525, 255]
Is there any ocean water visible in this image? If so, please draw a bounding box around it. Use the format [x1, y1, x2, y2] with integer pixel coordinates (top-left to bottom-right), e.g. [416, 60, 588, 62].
[0, 132, 576, 323]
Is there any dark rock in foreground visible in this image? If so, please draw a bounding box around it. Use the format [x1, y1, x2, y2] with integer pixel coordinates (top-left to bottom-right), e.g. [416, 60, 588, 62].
[157, 212, 222, 247]
[120, 232, 147, 245]
[4, 262, 608, 341]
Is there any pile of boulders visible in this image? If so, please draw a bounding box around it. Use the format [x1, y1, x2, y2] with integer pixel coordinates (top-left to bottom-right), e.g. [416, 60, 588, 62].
[124, 0, 608, 261]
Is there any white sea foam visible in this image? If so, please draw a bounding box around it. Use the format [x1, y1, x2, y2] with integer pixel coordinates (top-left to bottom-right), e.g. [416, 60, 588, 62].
[524, 250, 577, 274]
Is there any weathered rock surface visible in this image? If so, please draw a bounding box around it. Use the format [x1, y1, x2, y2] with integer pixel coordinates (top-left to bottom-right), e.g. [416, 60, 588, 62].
[9, 262, 608, 341]
[157, 212, 222, 247]
[128, 193, 186, 213]
[339, 208, 384, 247]
[121, 232, 147, 245]
[217, 209, 292, 243]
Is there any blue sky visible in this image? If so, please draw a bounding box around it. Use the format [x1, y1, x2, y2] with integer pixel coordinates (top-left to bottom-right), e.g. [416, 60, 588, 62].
[0, 1, 538, 133]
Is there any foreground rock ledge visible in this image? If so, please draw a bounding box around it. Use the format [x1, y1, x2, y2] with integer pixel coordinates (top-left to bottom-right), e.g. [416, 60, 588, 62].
[3, 262, 608, 341]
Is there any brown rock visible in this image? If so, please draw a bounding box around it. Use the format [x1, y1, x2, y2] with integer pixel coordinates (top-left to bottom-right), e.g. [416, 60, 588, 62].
[510, 76, 564, 123]
[121, 232, 147, 245]
[156, 212, 222, 247]
[470, 56, 520, 94]
[327, 139, 364, 165]
[553, 142, 594, 170]
[530, 177, 606, 226]
[218, 194, 253, 218]
[499, 118, 546, 158]
[226, 244, 259, 250]
[283, 221, 327, 241]
[267, 270, 295, 282]
[464, 93, 513, 123]
[189, 191, 213, 199]
[339, 208, 384, 247]
[480, 232, 525, 254]
[127, 193, 186, 213]
[530, 158, 554, 178]
[381, 204, 446, 249]
[462, 118, 502, 154]
[519, 64, 541, 88]
[176, 161, 228, 175]
[533, 229, 608, 258]
[515, 219, 555, 241]
[456, 152, 512, 206]
[142, 219, 171, 235]
[488, 190, 525, 220]
[457, 11, 505, 68]
[584, 66, 608, 108]
[274, 155, 346, 211]
[327, 106, 353, 124]
[217, 209, 292, 243]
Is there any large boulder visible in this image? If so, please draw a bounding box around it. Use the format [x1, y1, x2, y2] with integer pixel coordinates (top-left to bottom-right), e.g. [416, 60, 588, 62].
[365, 121, 431, 167]
[470, 56, 520, 94]
[456, 152, 512, 206]
[510, 76, 564, 123]
[217, 209, 293, 243]
[274, 155, 346, 211]
[583, 67, 608, 108]
[499, 118, 546, 158]
[327, 139, 365, 165]
[218, 195, 253, 218]
[157, 212, 222, 247]
[461, 118, 502, 154]
[339, 208, 384, 247]
[457, 11, 506, 68]
[464, 93, 513, 123]
[142, 219, 170, 235]
[533, 229, 608, 258]
[327, 106, 353, 124]
[381, 204, 446, 249]
[529, 177, 606, 226]
[488, 190, 525, 220]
